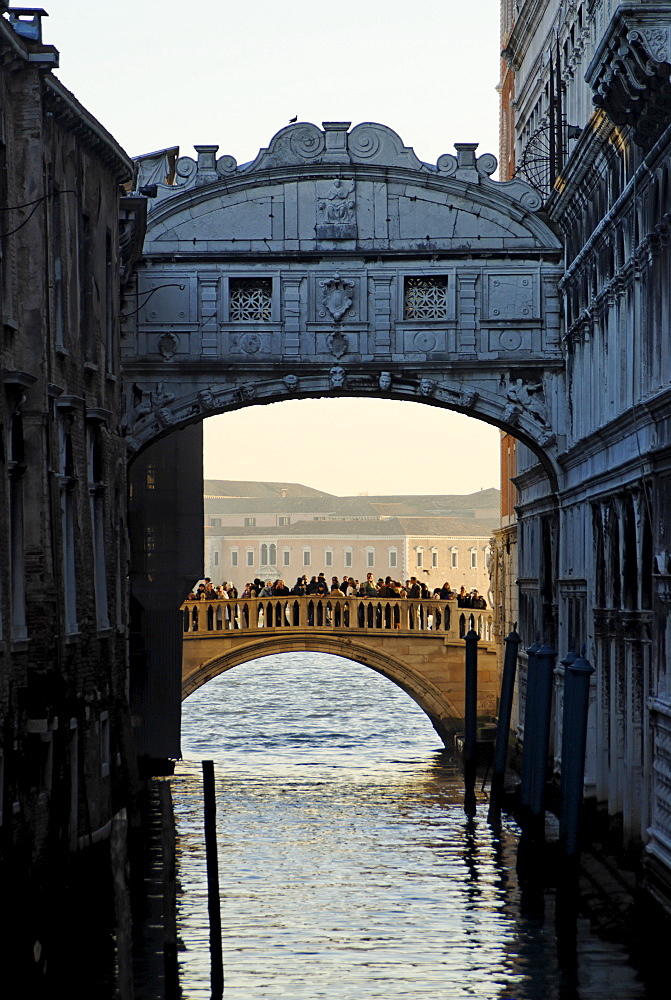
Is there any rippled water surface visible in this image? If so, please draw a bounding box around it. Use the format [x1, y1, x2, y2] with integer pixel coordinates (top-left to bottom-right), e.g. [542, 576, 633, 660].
[173, 652, 650, 998]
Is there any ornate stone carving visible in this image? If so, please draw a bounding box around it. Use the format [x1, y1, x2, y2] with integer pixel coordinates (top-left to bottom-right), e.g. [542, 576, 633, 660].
[158, 332, 179, 360]
[156, 407, 175, 427]
[239, 333, 262, 354]
[329, 366, 346, 389]
[461, 388, 479, 408]
[378, 371, 392, 391]
[586, 12, 671, 148]
[413, 331, 437, 352]
[505, 378, 548, 425]
[198, 388, 216, 411]
[317, 179, 356, 239]
[418, 378, 436, 397]
[326, 331, 349, 358]
[283, 374, 299, 392]
[238, 383, 257, 401]
[404, 277, 448, 320]
[229, 279, 272, 322]
[319, 273, 355, 321]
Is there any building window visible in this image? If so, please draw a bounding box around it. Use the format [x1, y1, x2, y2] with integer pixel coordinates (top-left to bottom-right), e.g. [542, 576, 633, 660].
[366, 549, 375, 568]
[325, 549, 333, 567]
[269, 543, 277, 565]
[431, 549, 438, 568]
[246, 549, 254, 567]
[231, 549, 239, 567]
[282, 549, 290, 567]
[278, 516, 290, 527]
[389, 548, 397, 568]
[416, 547, 423, 568]
[451, 548, 458, 569]
[303, 549, 311, 567]
[214, 551, 219, 566]
[261, 543, 268, 565]
[229, 277, 272, 322]
[211, 517, 222, 527]
[344, 549, 353, 568]
[244, 517, 256, 527]
[470, 549, 477, 569]
[404, 276, 448, 319]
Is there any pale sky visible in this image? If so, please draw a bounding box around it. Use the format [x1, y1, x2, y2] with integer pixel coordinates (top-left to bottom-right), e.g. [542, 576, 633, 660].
[45, 0, 502, 497]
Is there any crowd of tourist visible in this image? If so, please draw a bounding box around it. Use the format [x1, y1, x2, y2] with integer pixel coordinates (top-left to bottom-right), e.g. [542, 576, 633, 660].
[186, 573, 488, 608]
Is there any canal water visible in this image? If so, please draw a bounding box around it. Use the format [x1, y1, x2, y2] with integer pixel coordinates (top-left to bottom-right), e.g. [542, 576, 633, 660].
[172, 652, 655, 999]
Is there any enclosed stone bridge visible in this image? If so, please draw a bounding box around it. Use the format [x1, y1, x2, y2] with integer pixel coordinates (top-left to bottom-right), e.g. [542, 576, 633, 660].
[125, 120, 565, 760]
[122, 120, 565, 480]
[181, 596, 498, 744]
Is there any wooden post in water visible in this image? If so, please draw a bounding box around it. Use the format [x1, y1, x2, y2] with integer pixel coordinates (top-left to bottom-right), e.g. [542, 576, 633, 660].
[202, 760, 224, 999]
[488, 625, 521, 827]
[559, 651, 595, 860]
[110, 810, 134, 1000]
[464, 628, 479, 818]
[519, 636, 541, 813]
[158, 780, 179, 1000]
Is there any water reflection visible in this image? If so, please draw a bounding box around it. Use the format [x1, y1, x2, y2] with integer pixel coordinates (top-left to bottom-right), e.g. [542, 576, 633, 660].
[172, 653, 649, 999]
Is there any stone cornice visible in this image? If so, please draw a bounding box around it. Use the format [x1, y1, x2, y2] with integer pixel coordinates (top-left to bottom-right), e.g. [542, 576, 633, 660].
[586, 4, 671, 148]
[501, 0, 552, 70]
[42, 76, 134, 183]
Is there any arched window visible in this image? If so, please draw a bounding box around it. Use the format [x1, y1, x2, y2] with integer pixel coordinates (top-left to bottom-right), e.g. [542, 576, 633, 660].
[269, 543, 277, 565]
[261, 543, 268, 565]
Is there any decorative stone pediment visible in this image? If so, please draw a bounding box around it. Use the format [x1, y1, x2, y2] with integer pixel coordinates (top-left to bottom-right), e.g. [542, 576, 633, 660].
[586, 5, 671, 148]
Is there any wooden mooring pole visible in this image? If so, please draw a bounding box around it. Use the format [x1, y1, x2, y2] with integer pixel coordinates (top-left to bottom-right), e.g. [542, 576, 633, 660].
[488, 625, 521, 827]
[464, 628, 479, 818]
[202, 760, 224, 1000]
[559, 651, 595, 860]
[157, 781, 180, 1000]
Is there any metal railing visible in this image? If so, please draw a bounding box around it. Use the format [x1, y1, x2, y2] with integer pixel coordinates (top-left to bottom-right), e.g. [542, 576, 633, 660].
[181, 596, 494, 644]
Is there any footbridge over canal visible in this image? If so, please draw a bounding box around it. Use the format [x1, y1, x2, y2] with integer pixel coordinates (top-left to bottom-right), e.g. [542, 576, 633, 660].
[181, 596, 499, 743]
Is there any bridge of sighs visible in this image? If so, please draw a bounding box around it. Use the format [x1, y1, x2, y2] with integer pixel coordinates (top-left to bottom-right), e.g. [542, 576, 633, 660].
[121, 121, 565, 760]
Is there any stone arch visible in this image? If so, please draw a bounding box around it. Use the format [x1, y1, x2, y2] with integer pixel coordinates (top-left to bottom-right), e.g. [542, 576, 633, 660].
[127, 376, 561, 489]
[182, 633, 463, 745]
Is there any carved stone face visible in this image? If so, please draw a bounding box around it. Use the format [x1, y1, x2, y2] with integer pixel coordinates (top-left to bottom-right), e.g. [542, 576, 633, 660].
[239, 383, 256, 400]
[283, 374, 298, 391]
[378, 371, 392, 391]
[419, 378, 436, 396]
[198, 389, 215, 410]
[329, 366, 346, 388]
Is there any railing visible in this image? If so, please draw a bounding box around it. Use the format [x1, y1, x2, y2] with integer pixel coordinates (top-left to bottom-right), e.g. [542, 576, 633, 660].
[181, 596, 495, 644]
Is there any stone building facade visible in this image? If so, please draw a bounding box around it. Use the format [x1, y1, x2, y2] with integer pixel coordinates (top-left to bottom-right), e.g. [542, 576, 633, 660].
[0, 9, 141, 978]
[498, 0, 671, 903]
[202, 480, 498, 596]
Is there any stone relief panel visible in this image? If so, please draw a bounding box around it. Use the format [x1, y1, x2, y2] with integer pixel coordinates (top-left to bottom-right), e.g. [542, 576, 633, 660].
[309, 273, 366, 324]
[316, 178, 357, 239]
[483, 273, 540, 321]
[137, 278, 192, 324]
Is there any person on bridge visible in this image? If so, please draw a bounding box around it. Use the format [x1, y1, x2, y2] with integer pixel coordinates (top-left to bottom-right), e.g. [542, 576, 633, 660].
[272, 580, 291, 597]
[362, 573, 377, 597]
[291, 576, 307, 596]
[407, 577, 421, 599]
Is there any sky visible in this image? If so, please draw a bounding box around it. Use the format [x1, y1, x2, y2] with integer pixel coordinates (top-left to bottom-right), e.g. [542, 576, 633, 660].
[44, 0, 503, 496]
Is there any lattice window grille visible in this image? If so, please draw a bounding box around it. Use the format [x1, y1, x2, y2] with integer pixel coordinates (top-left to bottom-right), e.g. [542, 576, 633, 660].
[229, 278, 272, 322]
[404, 276, 448, 319]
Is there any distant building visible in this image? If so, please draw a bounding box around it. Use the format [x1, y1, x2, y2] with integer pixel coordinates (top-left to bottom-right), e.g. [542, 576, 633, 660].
[203, 481, 498, 596]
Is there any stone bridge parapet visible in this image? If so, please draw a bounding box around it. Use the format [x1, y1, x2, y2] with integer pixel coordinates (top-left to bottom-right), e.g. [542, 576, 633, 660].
[181, 597, 499, 744]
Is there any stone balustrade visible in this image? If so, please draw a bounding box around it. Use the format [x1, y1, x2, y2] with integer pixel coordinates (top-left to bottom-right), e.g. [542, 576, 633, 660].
[181, 596, 495, 646]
